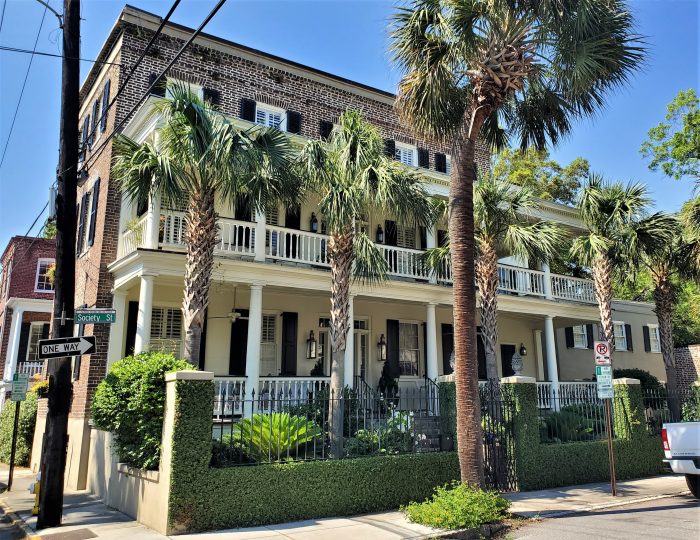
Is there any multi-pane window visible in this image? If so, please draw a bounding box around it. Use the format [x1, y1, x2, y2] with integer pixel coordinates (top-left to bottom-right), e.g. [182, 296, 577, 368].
[648, 324, 661, 353]
[396, 224, 416, 249]
[150, 307, 182, 356]
[572, 325, 587, 348]
[26, 323, 45, 362]
[260, 314, 277, 376]
[1, 262, 10, 299]
[394, 144, 415, 166]
[613, 322, 627, 351]
[399, 322, 420, 376]
[256, 106, 283, 129]
[35, 258, 55, 292]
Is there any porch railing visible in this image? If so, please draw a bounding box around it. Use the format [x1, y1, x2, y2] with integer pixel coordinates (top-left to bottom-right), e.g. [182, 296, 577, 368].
[119, 215, 147, 257]
[265, 225, 328, 265]
[498, 265, 546, 297]
[16, 361, 44, 378]
[379, 245, 430, 280]
[213, 377, 246, 421]
[258, 376, 330, 406]
[536, 381, 597, 409]
[550, 274, 596, 304]
[218, 218, 256, 255]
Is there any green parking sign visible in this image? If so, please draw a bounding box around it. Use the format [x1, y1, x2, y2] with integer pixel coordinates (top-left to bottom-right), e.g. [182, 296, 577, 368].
[10, 373, 29, 401]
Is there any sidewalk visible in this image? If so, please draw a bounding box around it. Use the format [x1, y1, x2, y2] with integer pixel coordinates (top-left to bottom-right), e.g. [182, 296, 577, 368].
[0, 467, 690, 540]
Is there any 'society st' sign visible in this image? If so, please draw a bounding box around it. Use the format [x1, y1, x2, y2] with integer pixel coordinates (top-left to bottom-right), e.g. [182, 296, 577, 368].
[75, 309, 116, 324]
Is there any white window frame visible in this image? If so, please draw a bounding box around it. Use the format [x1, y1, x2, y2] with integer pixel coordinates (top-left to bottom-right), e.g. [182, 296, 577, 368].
[572, 324, 588, 349]
[398, 320, 421, 377]
[255, 103, 286, 131]
[445, 155, 452, 175]
[648, 324, 661, 353]
[150, 306, 183, 357]
[394, 142, 417, 167]
[613, 321, 627, 351]
[26, 322, 46, 362]
[35, 258, 55, 293]
[165, 78, 204, 101]
[259, 312, 279, 377]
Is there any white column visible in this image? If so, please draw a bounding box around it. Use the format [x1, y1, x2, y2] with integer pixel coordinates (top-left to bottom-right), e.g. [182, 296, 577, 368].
[343, 294, 355, 388]
[107, 290, 128, 367]
[425, 302, 438, 380]
[4, 307, 24, 381]
[544, 315, 559, 410]
[134, 274, 155, 354]
[426, 225, 437, 285]
[533, 329, 545, 381]
[245, 284, 264, 409]
[144, 189, 161, 249]
[254, 210, 266, 262]
[542, 261, 553, 300]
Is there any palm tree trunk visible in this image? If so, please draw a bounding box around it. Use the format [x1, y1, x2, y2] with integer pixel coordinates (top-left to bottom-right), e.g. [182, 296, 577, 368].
[476, 242, 499, 381]
[182, 187, 218, 366]
[450, 106, 487, 487]
[653, 275, 681, 420]
[592, 254, 616, 355]
[328, 227, 353, 458]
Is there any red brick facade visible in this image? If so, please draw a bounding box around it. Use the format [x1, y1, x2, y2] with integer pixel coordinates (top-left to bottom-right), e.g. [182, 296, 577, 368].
[675, 345, 700, 390]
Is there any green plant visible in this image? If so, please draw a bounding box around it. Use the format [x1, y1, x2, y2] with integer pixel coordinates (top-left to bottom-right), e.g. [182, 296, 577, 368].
[540, 404, 605, 444]
[231, 412, 322, 462]
[681, 383, 700, 421]
[612, 369, 663, 391]
[402, 482, 510, 530]
[91, 352, 193, 469]
[30, 379, 49, 398]
[0, 392, 38, 466]
[378, 360, 398, 397]
[344, 429, 379, 457]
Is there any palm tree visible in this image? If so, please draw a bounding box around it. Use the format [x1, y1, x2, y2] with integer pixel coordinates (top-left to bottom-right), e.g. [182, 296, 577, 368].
[113, 83, 297, 365]
[299, 110, 433, 457]
[572, 175, 675, 368]
[391, 0, 644, 485]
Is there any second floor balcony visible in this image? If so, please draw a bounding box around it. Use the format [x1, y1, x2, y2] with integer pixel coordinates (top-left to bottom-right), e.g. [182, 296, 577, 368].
[118, 209, 596, 305]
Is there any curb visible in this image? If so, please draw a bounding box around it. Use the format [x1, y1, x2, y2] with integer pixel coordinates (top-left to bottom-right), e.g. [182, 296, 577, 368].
[512, 490, 691, 519]
[0, 498, 39, 540]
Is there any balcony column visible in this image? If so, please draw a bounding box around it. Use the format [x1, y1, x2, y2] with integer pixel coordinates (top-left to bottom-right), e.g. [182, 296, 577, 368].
[254, 209, 266, 262]
[542, 260, 553, 300]
[425, 302, 439, 380]
[144, 186, 161, 250]
[107, 289, 128, 367]
[343, 294, 355, 388]
[4, 307, 24, 382]
[245, 284, 264, 412]
[426, 225, 437, 285]
[544, 315, 560, 410]
[134, 274, 156, 354]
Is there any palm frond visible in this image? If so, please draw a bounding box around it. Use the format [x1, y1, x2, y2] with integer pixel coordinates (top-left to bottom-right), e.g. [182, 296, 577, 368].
[352, 231, 388, 285]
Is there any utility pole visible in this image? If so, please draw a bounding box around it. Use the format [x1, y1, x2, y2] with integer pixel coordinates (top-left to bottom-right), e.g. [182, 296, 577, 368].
[38, 0, 79, 528]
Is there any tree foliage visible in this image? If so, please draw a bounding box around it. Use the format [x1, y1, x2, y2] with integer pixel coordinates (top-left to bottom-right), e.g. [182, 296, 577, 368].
[641, 89, 699, 182]
[491, 148, 589, 205]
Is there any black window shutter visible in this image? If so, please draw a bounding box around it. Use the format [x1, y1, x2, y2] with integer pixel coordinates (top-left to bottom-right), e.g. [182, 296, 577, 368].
[435, 152, 447, 173]
[437, 229, 448, 247]
[88, 178, 100, 247]
[384, 139, 396, 158]
[281, 312, 298, 376]
[148, 73, 166, 97]
[286, 110, 301, 134]
[384, 220, 397, 246]
[387, 319, 400, 378]
[417, 148, 429, 168]
[625, 324, 633, 351]
[240, 98, 256, 121]
[80, 116, 90, 159]
[76, 193, 88, 255]
[203, 88, 221, 107]
[229, 318, 248, 376]
[41, 323, 50, 340]
[586, 324, 594, 349]
[124, 301, 139, 357]
[419, 226, 427, 250]
[441, 323, 454, 375]
[198, 309, 208, 370]
[90, 100, 99, 146]
[17, 322, 31, 363]
[100, 79, 111, 132]
[319, 120, 333, 140]
[564, 326, 574, 348]
[643, 326, 651, 352]
[477, 330, 487, 380]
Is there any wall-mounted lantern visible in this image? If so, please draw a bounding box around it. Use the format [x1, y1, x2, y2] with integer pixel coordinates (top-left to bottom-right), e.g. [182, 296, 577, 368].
[376, 225, 384, 244]
[306, 330, 317, 359]
[519, 343, 527, 356]
[310, 212, 318, 234]
[377, 333, 387, 361]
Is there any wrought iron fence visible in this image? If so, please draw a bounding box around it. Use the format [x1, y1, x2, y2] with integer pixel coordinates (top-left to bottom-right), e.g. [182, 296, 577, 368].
[479, 381, 518, 492]
[641, 387, 693, 434]
[538, 387, 609, 443]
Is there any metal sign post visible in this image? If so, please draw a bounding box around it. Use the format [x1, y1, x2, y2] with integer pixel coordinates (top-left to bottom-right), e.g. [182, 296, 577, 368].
[8, 373, 29, 491]
[594, 340, 617, 496]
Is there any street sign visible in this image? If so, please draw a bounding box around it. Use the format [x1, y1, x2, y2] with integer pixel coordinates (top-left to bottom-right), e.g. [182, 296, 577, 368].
[596, 365, 614, 399]
[38, 336, 95, 359]
[10, 373, 29, 401]
[75, 309, 116, 324]
[594, 341, 611, 365]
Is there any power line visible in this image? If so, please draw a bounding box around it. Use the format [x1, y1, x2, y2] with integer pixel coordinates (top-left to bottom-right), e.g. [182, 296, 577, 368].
[0, 45, 122, 66]
[0, 0, 7, 37]
[0, 2, 49, 170]
[80, 0, 227, 174]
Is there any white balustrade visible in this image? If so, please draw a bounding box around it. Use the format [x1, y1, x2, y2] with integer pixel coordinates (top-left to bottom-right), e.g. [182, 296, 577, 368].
[258, 376, 330, 408]
[16, 362, 44, 378]
[213, 377, 246, 420]
[379, 245, 430, 280]
[218, 218, 256, 255]
[498, 265, 546, 297]
[536, 381, 597, 409]
[550, 274, 596, 304]
[119, 215, 147, 257]
[265, 225, 329, 265]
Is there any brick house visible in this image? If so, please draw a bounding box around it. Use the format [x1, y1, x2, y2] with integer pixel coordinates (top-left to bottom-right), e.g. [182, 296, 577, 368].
[0, 236, 55, 409]
[31, 5, 667, 488]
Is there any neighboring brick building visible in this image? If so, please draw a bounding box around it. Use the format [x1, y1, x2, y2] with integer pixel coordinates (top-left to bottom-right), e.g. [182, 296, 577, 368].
[675, 345, 700, 389]
[0, 236, 55, 409]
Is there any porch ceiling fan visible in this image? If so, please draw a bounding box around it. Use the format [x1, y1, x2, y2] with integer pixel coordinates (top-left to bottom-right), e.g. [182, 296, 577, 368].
[208, 287, 243, 323]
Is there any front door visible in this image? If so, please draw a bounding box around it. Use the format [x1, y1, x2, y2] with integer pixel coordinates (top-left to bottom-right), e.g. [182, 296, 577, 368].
[500, 344, 516, 378]
[355, 331, 368, 382]
[229, 317, 249, 376]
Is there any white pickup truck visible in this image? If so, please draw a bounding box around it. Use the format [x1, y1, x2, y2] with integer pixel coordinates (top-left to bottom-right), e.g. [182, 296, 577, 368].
[662, 422, 700, 497]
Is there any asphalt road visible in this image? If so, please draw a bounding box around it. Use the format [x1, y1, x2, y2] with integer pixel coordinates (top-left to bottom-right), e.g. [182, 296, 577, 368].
[509, 495, 699, 539]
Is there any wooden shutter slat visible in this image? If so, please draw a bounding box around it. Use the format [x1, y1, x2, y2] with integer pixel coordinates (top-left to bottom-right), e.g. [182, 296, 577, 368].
[625, 323, 633, 351]
[564, 326, 574, 348]
[387, 319, 400, 378]
[240, 98, 256, 122]
[88, 178, 100, 247]
[586, 324, 594, 349]
[76, 192, 88, 255]
[286, 110, 302, 134]
[417, 148, 429, 168]
[16, 322, 31, 363]
[643, 325, 651, 352]
[100, 79, 111, 132]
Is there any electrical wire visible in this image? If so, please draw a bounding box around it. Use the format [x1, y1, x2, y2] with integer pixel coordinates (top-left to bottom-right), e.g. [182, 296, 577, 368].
[0, 45, 123, 66]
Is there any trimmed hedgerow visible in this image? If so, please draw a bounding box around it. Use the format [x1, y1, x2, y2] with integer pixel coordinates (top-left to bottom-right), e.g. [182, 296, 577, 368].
[166, 378, 460, 533]
[0, 391, 38, 466]
[91, 352, 192, 470]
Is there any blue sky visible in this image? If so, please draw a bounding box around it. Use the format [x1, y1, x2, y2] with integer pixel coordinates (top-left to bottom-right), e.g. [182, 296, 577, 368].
[0, 0, 697, 250]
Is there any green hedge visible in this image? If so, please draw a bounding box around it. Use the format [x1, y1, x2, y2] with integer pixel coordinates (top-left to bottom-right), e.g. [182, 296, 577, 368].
[167, 378, 460, 533]
[0, 392, 37, 466]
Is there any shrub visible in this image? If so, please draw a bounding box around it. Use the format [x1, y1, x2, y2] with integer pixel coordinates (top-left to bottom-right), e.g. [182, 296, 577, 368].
[91, 352, 192, 469]
[402, 482, 510, 530]
[681, 383, 700, 421]
[0, 392, 38, 466]
[540, 404, 604, 443]
[612, 368, 662, 390]
[231, 412, 322, 462]
[344, 413, 414, 457]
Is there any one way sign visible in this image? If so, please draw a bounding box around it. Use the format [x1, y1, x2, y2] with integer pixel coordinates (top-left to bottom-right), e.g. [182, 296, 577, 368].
[38, 336, 96, 359]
